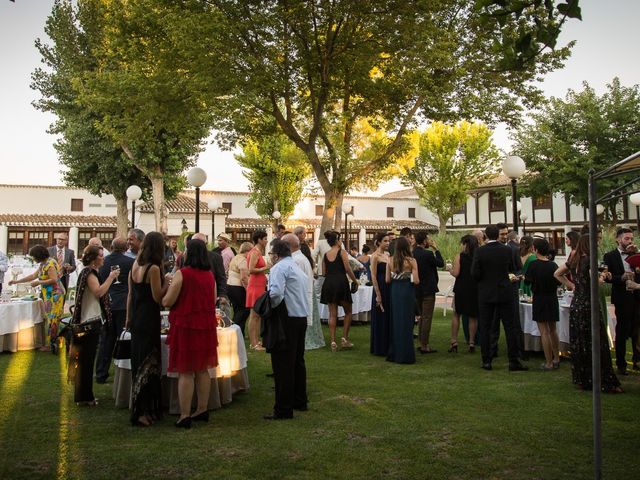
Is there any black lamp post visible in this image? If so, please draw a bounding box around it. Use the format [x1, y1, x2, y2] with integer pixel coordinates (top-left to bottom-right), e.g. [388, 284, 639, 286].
[126, 185, 142, 228]
[187, 167, 207, 233]
[208, 197, 219, 242]
[502, 155, 526, 232]
[343, 203, 354, 250]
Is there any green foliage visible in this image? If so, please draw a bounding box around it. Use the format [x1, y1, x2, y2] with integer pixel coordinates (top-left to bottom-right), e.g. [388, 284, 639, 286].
[513, 78, 640, 221]
[430, 230, 468, 267]
[402, 121, 500, 233]
[235, 135, 311, 221]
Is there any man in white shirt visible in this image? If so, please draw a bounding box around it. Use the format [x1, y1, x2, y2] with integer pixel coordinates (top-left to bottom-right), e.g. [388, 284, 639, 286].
[282, 234, 313, 327]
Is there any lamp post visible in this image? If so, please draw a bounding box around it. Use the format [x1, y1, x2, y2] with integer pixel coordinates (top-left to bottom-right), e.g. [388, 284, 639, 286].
[596, 204, 605, 216]
[520, 213, 528, 235]
[208, 197, 219, 242]
[187, 167, 207, 233]
[272, 210, 281, 234]
[126, 185, 142, 228]
[502, 155, 526, 232]
[630, 193, 640, 233]
[343, 203, 354, 250]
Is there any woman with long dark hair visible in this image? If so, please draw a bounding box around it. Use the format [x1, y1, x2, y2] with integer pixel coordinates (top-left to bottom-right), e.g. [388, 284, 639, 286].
[163, 239, 218, 428]
[385, 236, 419, 364]
[448, 234, 479, 353]
[519, 236, 536, 297]
[554, 235, 621, 392]
[320, 230, 358, 351]
[370, 232, 390, 356]
[67, 245, 118, 405]
[127, 231, 170, 426]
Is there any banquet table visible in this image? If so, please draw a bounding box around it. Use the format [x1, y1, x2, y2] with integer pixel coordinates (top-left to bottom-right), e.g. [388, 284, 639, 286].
[112, 324, 249, 413]
[318, 285, 373, 322]
[0, 299, 44, 353]
[519, 300, 616, 353]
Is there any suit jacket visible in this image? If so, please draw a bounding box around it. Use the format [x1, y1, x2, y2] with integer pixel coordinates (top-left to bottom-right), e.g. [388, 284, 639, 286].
[207, 250, 228, 298]
[413, 245, 444, 297]
[98, 252, 134, 311]
[471, 241, 514, 304]
[47, 245, 76, 289]
[507, 241, 523, 274]
[603, 248, 638, 306]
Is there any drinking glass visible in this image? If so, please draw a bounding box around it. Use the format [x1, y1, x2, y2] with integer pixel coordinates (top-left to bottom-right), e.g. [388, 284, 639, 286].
[111, 265, 121, 284]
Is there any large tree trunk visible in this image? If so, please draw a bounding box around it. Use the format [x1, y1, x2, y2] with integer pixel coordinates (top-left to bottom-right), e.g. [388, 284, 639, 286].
[115, 194, 129, 237]
[320, 187, 341, 234]
[150, 170, 168, 234]
[438, 216, 448, 235]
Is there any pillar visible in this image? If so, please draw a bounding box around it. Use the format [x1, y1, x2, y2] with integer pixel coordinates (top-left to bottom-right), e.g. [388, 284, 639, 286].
[69, 226, 79, 255]
[313, 227, 321, 248]
[358, 228, 366, 250]
[0, 225, 7, 253]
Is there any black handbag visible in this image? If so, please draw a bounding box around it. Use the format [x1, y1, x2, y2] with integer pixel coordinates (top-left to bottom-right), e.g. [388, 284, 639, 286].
[113, 330, 131, 360]
[71, 316, 102, 338]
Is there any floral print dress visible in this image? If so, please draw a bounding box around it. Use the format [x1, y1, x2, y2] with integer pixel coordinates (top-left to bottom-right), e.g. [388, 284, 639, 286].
[39, 258, 66, 348]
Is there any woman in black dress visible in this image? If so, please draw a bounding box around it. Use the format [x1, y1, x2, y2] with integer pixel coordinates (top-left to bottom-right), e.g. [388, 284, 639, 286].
[126, 231, 170, 426]
[370, 232, 391, 356]
[554, 235, 622, 392]
[448, 235, 479, 353]
[320, 230, 358, 352]
[524, 238, 560, 370]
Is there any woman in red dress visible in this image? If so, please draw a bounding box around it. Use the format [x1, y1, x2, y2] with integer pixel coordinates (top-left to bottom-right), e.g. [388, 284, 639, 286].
[163, 239, 218, 429]
[245, 230, 269, 350]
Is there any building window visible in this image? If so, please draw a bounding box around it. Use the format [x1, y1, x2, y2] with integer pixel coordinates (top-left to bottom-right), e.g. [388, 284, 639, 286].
[88, 203, 101, 208]
[454, 202, 467, 215]
[408, 207, 416, 218]
[222, 202, 232, 214]
[489, 192, 505, 212]
[8, 231, 24, 255]
[387, 207, 394, 218]
[534, 194, 552, 209]
[27, 231, 49, 251]
[78, 232, 92, 252]
[315, 205, 324, 216]
[235, 232, 251, 242]
[71, 199, 83, 211]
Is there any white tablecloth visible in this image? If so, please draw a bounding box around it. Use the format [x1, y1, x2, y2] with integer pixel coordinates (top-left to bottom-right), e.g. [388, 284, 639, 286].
[114, 324, 248, 378]
[519, 300, 615, 350]
[318, 285, 373, 320]
[0, 300, 44, 352]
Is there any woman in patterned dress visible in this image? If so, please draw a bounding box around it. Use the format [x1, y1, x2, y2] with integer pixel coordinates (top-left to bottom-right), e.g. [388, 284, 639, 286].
[10, 245, 66, 353]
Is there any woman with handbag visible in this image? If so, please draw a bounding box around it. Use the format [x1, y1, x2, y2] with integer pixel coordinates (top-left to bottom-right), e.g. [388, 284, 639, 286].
[163, 239, 218, 428]
[68, 245, 118, 405]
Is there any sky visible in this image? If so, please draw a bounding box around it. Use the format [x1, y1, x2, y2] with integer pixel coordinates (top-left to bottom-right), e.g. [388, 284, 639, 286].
[0, 0, 638, 195]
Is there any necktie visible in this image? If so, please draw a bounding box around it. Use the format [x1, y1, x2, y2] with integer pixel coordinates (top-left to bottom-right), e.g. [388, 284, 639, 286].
[57, 248, 64, 265]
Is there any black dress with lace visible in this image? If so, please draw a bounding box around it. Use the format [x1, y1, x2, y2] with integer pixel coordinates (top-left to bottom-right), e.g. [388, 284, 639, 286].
[569, 257, 620, 391]
[129, 266, 163, 424]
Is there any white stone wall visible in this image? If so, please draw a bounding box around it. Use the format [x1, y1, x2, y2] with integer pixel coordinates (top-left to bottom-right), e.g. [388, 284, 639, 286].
[0, 185, 117, 216]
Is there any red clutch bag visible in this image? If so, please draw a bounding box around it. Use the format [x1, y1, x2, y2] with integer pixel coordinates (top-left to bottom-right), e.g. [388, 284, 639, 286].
[624, 254, 640, 269]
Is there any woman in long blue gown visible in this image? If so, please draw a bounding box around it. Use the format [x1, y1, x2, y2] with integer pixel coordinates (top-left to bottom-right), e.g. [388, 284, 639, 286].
[370, 233, 391, 356]
[386, 237, 419, 364]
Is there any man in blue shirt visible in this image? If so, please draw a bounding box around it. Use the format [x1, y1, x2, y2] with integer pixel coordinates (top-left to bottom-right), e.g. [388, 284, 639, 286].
[264, 239, 310, 420]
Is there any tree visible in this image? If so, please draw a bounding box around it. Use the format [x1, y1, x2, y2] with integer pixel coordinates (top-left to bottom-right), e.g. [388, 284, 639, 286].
[180, 0, 577, 232]
[513, 78, 640, 221]
[402, 121, 500, 233]
[235, 134, 311, 228]
[32, 0, 187, 235]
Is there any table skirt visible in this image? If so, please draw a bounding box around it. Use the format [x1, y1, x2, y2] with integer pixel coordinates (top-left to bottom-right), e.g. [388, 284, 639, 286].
[0, 323, 44, 353]
[319, 285, 373, 321]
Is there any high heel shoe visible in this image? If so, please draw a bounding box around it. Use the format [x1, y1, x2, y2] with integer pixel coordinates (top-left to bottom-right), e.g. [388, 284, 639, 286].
[468, 343, 475, 353]
[447, 342, 458, 353]
[250, 343, 265, 351]
[330, 341, 337, 352]
[340, 337, 353, 349]
[191, 411, 209, 422]
[175, 417, 192, 429]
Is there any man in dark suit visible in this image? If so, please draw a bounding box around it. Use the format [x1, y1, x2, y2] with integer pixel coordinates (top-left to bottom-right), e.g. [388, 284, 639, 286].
[192, 233, 228, 303]
[95, 237, 134, 384]
[48, 232, 76, 293]
[506, 229, 526, 359]
[471, 225, 528, 371]
[413, 231, 444, 354]
[604, 227, 640, 375]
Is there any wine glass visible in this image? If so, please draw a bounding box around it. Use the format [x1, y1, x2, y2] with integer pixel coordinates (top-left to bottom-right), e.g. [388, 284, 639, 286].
[111, 265, 121, 284]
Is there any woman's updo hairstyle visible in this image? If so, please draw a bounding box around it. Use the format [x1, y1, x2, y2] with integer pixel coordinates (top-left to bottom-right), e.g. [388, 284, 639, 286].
[82, 245, 103, 266]
[324, 230, 340, 247]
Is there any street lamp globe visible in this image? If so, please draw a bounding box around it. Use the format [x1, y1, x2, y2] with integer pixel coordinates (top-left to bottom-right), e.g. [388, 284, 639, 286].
[502, 155, 526, 179]
[208, 197, 219, 211]
[343, 203, 354, 215]
[520, 213, 528, 222]
[126, 185, 142, 201]
[186, 167, 207, 187]
[630, 193, 640, 206]
[596, 204, 605, 215]
[272, 210, 282, 220]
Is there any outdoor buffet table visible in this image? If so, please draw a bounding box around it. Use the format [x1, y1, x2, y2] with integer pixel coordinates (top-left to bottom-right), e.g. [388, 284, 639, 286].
[519, 299, 616, 353]
[0, 299, 44, 353]
[318, 285, 373, 322]
[112, 324, 249, 413]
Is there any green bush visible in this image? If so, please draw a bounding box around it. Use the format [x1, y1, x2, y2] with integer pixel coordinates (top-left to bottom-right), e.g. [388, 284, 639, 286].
[429, 231, 468, 268]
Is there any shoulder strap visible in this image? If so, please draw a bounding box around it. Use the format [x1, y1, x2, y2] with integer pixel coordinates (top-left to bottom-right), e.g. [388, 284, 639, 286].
[142, 265, 152, 283]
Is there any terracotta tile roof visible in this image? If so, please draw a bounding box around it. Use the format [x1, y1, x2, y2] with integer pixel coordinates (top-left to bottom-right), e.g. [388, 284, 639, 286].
[382, 174, 513, 199]
[0, 214, 118, 228]
[138, 194, 213, 214]
[380, 188, 419, 199]
[225, 217, 437, 231]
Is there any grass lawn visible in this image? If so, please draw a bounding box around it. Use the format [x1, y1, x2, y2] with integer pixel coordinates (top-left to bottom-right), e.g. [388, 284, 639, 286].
[0, 309, 638, 480]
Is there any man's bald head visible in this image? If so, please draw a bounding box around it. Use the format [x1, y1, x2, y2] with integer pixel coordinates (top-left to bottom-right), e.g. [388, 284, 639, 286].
[192, 233, 207, 243]
[281, 233, 300, 252]
[111, 237, 127, 253]
[88, 237, 103, 248]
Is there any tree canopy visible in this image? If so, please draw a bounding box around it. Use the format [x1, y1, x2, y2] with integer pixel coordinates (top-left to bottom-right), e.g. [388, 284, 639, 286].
[513, 78, 640, 220]
[179, 0, 577, 232]
[402, 121, 500, 233]
[235, 134, 311, 225]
